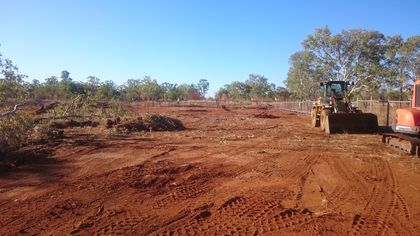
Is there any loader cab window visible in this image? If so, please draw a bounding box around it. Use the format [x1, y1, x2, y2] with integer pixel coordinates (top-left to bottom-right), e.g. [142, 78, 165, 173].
[326, 82, 345, 98]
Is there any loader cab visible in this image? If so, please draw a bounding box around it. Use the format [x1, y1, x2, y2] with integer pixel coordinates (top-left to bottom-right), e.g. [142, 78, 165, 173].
[320, 81, 347, 100]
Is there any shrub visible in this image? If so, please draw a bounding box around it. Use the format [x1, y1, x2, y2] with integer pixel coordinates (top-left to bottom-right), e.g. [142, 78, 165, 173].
[0, 112, 34, 153]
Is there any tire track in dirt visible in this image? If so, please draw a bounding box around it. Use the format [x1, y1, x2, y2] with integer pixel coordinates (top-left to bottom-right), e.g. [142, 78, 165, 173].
[259, 153, 322, 208]
[225, 148, 322, 209]
[324, 157, 370, 213]
[348, 157, 415, 235]
[150, 189, 344, 235]
[71, 208, 151, 236]
[151, 168, 227, 209]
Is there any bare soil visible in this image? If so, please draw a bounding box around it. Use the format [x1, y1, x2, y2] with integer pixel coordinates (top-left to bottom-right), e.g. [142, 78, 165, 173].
[1, 106, 420, 235]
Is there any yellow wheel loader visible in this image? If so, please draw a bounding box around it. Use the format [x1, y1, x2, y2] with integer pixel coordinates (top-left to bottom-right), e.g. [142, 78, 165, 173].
[311, 81, 378, 134]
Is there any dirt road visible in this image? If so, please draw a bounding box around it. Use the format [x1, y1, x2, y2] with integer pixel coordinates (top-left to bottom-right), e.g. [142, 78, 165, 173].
[1, 107, 420, 235]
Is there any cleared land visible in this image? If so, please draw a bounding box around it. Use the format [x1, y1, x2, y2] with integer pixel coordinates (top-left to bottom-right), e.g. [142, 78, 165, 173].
[1, 106, 420, 235]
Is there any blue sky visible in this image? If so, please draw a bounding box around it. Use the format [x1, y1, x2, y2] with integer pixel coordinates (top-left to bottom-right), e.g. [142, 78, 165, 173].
[0, 0, 419, 97]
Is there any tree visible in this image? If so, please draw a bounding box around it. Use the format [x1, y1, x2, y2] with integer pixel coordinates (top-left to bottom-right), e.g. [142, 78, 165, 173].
[124, 79, 141, 101]
[224, 81, 250, 100]
[245, 74, 272, 99]
[198, 79, 209, 98]
[27, 79, 45, 99]
[60, 70, 71, 82]
[275, 86, 291, 101]
[302, 27, 387, 96]
[285, 51, 323, 100]
[216, 87, 229, 100]
[97, 80, 117, 100]
[138, 76, 163, 101]
[161, 82, 179, 101]
[385, 35, 420, 100]
[86, 76, 100, 96]
[58, 70, 75, 99]
[0, 51, 27, 101]
[44, 76, 59, 99]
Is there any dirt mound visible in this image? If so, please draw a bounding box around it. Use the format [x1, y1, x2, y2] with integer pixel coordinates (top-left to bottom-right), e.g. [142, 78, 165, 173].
[105, 117, 121, 128]
[145, 113, 185, 131]
[254, 112, 279, 119]
[111, 114, 185, 132]
[257, 104, 274, 110]
[0, 146, 52, 170]
[48, 120, 99, 129]
[114, 117, 148, 132]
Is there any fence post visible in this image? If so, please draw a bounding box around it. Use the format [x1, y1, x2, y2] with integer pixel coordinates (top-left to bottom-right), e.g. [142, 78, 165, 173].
[356, 96, 359, 109]
[386, 101, 390, 127]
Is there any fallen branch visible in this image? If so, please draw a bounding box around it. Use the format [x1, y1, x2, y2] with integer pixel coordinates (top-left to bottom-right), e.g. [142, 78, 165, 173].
[62, 95, 81, 117]
[34, 115, 102, 124]
[0, 104, 21, 117]
[52, 114, 101, 120]
[0, 99, 44, 118]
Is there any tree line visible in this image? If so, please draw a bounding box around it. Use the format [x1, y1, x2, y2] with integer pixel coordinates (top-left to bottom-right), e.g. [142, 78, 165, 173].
[216, 74, 290, 101]
[1, 50, 290, 103]
[285, 27, 420, 101]
[0, 53, 210, 102]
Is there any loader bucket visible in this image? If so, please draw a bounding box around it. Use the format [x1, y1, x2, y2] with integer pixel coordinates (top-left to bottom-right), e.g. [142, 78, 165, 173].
[325, 113, 378, 134]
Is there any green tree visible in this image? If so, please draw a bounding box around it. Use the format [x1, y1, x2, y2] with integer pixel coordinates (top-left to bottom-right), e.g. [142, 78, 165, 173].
[285, 51, 323, 100]
[0, 52, 27, 101]
[139, 76, 163, 101]
[44, 76, 59, 99]
[245, 74, 272, 99]
[97, 80, 117, 100]
[224, 81, 250, 100]
[385, 35, 420, 100]
[124, 79, 141, 101]
[58, 70, 74, 99]
[161, 82, 179, 101]
[27, 79, 46, 99]
[198, 79, 210, 98]
[86, 76, 101, 96]
[302, 27, 387, 96]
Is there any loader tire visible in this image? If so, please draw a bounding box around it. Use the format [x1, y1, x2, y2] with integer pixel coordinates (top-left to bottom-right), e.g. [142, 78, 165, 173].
[311, 108, 320, 127]
[320, 109, 331, 132]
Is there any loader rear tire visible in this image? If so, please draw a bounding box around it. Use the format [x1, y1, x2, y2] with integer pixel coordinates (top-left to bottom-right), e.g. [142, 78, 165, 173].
[320, 109, 331, 132]
[311, 108, 320, 127]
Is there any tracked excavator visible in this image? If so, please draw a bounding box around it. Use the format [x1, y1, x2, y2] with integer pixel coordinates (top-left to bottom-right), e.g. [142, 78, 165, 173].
[311, 80, 378, 134]
[382, 80, 420, 155]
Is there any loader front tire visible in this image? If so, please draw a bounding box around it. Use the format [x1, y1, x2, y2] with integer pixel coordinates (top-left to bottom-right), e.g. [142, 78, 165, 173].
[320, 109, 331, 132]
[311, 108, 320, 127]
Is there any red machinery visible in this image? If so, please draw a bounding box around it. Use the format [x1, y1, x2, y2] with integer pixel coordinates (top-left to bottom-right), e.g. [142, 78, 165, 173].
[382, 80, 420, 155]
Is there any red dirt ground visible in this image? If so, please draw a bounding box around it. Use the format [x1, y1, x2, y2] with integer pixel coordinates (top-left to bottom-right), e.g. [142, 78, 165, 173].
[1, 106, 420, 235]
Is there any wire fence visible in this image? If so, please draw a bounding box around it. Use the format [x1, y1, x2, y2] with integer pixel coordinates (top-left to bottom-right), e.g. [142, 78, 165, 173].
[271, 99, 411, 127]
[355, 100, 411, 126]
[131, 99, 410, 127]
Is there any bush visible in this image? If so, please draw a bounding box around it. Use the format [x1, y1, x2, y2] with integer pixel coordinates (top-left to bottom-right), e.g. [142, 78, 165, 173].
[0, 112, 34, 153]
[32, 124, 64, 144]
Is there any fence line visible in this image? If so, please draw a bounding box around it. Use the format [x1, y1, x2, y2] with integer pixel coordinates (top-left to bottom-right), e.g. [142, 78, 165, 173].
[272, 100, 411, 127]
[129, 99, 410, 127]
